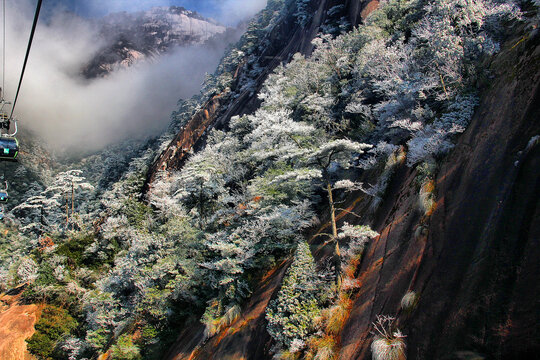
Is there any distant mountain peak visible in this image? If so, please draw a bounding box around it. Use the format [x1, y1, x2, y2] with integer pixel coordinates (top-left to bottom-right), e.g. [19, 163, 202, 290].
[82, 6, 227, 78]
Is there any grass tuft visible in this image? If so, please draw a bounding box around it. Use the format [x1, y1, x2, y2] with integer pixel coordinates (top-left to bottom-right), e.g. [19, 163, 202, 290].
[400, 291, 418, 312]
[371, 335, 406, 360]
[324, 295, 353, 336]
[203, 304, 241, 338]
[419, 179, 436, 216]
[306, 335, 337, 360]
[371, 315, 406, 360]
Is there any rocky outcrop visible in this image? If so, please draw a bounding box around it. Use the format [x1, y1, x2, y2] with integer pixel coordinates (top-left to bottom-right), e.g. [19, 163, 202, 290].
[149, 91, 228, 177]
[0, 288, 42, 360]
[337, 28, 540, 360]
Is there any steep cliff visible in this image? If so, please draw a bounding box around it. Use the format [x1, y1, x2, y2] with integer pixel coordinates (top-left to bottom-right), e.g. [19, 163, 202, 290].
[154, 2, 540, 360]
[339, 29, 540, 359]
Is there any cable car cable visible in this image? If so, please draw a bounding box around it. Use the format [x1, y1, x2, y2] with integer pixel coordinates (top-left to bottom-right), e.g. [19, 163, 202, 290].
[2, 0, 6, 100]
[9, 0, 42, 119]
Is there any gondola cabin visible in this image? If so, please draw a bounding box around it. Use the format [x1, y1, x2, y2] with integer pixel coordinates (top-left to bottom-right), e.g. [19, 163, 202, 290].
[0, 190, 7, 202]
[0, 136, 18, 161]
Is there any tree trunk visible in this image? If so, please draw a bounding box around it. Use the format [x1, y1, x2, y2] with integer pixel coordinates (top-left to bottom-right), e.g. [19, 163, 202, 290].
[64, 191, 69, 228]
[40, 205, 44, 235]
[199, 184, 205, 229]
[326, 182, 342, 290]
[71, 182, 75, 230]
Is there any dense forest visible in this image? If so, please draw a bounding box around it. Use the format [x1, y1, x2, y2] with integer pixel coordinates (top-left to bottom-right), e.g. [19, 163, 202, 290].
[1, 0, 539, 359]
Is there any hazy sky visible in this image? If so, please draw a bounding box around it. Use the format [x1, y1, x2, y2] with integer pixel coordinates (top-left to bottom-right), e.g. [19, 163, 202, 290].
[45, 0, 268, 25]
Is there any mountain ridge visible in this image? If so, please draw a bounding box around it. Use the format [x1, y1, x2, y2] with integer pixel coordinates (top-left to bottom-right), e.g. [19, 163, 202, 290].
[82, 6, 229, 78]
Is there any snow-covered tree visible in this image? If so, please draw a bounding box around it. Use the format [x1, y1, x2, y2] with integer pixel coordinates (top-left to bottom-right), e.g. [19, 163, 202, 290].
[46, 170, 94, 229]
[12, 194, 60, 235]
[16, 256, 39, 284]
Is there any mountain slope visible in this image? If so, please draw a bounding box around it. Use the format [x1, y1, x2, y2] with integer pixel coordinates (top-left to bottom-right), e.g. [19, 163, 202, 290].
[3, 1, 538, 360]
[148, 2, 540, 360]
[338, 29, 540, 359]
[145, 0, 379, 186]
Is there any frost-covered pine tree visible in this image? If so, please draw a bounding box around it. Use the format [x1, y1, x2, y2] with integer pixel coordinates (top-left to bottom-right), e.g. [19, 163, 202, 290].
[12, 193, 60, 235]
[46, 170, 94, 230]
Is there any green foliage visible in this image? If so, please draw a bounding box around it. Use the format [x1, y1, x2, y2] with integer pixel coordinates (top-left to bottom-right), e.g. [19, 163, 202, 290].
[140, 325, 159, 346]
[110, 334, 142, 360]
[86, 328, 109, 351]
[33, 259, 56, 288]
[27, 305, 78, 360]
[0, 223, 35, 291]
[266, 242, 322, 352]
[55, 232, 96, 269]
[136, 287, 173, 323]
[123, 199, 153, 229]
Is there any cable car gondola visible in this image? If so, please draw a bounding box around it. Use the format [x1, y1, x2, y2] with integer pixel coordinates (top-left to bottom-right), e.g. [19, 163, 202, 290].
[0, 112, 18, 161]
[0, 135, 18, 161]
[0, 182, 8, 202]
[0, 100, 18, 161]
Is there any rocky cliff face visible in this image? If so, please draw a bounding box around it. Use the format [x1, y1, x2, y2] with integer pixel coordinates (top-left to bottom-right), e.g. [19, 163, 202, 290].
[338, 29, 540, 359]
[82, 7, 228, 78]
[147, 1, 540, 359]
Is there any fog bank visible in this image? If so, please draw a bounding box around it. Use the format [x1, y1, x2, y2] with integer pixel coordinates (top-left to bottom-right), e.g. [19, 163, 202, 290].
[3, 0, 255, 151]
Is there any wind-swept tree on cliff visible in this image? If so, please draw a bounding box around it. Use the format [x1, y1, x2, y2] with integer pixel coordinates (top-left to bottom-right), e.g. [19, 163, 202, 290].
[245, 107, 371, 289]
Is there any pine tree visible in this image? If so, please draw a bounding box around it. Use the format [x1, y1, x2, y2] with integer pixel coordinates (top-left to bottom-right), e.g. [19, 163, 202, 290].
[266, 241, 321, 353]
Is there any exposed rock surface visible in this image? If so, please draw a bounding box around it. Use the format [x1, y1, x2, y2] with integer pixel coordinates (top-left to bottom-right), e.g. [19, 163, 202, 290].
[0, 288, 41, 360]
[347, 30, 540, 360]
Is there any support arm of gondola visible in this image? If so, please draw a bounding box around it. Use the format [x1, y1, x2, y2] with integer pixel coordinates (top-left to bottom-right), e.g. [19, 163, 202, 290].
[9, 117, 16, 136]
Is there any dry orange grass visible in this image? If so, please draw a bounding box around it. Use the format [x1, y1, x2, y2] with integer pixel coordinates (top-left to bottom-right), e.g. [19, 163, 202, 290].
[306, 335, 337, 360]
[324, 295, 353, 336]
[419, 179, 436, 216]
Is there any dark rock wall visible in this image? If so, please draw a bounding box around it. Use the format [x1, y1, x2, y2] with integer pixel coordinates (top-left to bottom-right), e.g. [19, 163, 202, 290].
[340, 30, 540, 360]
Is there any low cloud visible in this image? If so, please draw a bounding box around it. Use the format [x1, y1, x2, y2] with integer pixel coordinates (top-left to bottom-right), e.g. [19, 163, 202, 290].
[4, 0, 240, 152]
[212, 0, 268, 26]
